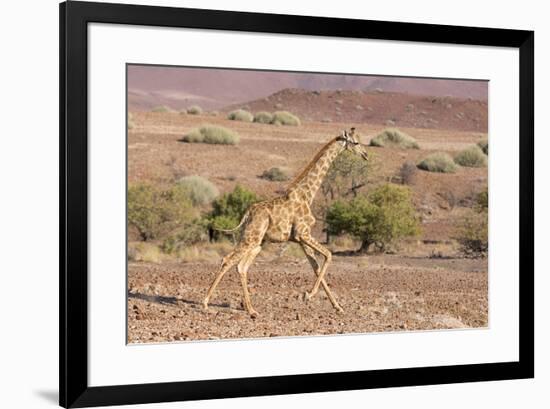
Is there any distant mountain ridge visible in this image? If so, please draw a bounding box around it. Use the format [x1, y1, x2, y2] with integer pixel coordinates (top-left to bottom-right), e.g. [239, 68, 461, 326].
[127, 65, 488, 112]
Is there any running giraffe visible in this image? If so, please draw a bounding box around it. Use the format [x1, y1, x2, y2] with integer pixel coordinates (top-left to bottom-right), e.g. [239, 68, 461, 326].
[203, 128, 369, 317]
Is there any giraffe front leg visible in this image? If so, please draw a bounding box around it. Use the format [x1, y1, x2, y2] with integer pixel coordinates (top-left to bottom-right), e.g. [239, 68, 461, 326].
[299, 234, 333, 301]
[300, 243, 344, 313]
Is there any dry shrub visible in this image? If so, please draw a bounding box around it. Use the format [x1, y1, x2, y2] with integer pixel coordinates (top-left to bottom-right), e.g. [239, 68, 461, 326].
[477, 139, 489, 155]
[417, 153, 458, 173]
[128, 242, 165, 263]
[186, 105, 203, 115]
[370, 128, 419, 149]
[181, 125, 239, 145]
[253, 111, 274, 124]
[227, 109, 253, 122]
[260, 167, 290, 181]
[454, 210, 488, 257]
[399, 161, 418, 185]
[177, 175, 219, 206]
[454, 145, 487, 167]
[271, 111, 301, 126]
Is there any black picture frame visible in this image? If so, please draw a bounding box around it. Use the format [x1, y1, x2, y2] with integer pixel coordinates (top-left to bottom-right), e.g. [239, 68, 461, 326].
[60, 1, 534, 407]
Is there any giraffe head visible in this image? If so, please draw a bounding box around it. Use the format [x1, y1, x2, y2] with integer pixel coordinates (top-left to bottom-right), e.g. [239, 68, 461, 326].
[338, 128, 368, 161]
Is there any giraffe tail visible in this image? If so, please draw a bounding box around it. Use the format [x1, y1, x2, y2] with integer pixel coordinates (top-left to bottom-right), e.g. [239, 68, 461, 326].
[212, 209, 251, 233]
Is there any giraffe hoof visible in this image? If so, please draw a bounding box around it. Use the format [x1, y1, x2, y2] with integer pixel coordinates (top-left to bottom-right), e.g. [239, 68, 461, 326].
[249, 310, 259, 319]
[336, 306, 345, 314]
[303, 291, 312, 302]
[202, 299, 209, 311]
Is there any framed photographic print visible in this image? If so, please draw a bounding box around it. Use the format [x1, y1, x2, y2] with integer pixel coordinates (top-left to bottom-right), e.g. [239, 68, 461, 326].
[60, 1, 534, 407]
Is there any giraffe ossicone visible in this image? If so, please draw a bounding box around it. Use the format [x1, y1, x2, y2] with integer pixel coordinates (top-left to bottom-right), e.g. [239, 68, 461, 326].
[203, 127, 369, 317]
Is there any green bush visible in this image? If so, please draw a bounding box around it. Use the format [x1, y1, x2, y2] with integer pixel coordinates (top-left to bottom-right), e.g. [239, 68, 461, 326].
[417, 153, 458, 173]
[151, 105, 172, 113]
[261, 167, 290, 181]
[369, 128, 419, 149]
[454, 145, 487, 167]
[181, 125, 239, 145]
[326, 184, 419, 252]
[227, 109, 253, 122]
[253, 111, 274, 124]
[127, 182, 197, 241]
[271, 111, 301, 126]
[186, 105, 203, 115]
[177, 175, 219, 206]
[477, 139, 489, 155]
[209, 185, 260, 234]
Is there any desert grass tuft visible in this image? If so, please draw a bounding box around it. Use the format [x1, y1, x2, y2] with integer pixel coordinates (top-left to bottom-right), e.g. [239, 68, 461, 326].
[417, 153, 458, 173]
[271, 111, 301, 126]
[181, 125, 239, 145]
[227, 109, 253, 122]
[253, 111, 274, 124]
[186, 105, 203, 115]
[454, 145, 488, 167]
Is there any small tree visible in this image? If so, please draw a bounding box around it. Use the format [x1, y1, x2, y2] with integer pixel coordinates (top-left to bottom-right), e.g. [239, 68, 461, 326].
[321, 150, 372, 200]
[320, 150, 374, 242]
[127, 182, 197, 241]
[326, 184, 419, 252]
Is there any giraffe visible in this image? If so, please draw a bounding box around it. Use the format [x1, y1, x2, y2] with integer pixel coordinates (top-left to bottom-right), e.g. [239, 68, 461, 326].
[203, 128, 369, 317]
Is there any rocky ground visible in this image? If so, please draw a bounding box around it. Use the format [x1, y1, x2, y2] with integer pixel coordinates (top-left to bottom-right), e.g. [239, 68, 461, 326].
[127, 254, 487, 343]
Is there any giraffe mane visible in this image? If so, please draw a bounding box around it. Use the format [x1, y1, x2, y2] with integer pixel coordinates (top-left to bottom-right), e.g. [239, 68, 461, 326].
[286, 136, 340, 191]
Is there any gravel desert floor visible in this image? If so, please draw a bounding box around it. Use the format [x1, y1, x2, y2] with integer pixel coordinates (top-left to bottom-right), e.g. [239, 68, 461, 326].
[127, 254, 487, 343]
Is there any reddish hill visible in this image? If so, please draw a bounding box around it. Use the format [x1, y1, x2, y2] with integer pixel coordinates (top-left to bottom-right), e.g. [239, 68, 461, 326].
[224, 88, 488, 132]
[127, 65, 488, 112]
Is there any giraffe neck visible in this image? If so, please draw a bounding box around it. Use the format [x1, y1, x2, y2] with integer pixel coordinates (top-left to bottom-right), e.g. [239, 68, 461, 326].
[287, 140, 344, 205]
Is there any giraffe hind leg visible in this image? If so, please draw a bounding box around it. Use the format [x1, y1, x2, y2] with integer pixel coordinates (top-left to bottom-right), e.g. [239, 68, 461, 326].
[203, 213, 268, 312]
[203, 245, 249, 310]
